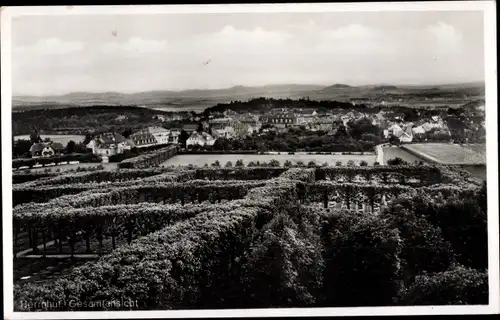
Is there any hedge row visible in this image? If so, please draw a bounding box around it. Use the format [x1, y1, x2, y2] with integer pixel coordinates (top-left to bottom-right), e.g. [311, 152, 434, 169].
[23, 168, 170, 187]
[13, 201, 242, 257]
[316, 165, 443, 185]
[194, 167, 288, 181]
[12, 153, 102, 169]
[304, 181, 478, 210]
[14, 172, 299, 311]
[118, 145, 177, 169]
[12, 172, 60, 184]
[13, 180, 268, 219]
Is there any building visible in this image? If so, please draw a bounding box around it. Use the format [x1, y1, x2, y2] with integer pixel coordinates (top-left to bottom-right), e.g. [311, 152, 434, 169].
[182, 124, 198, 133]
[87, 132, 134, 156]
[186, 132, 216, 147]
[29, 142, 64, 158]
[399, 125, 413, 143]
[148, 126, 171, 145]
[130, 129, 158, 149]
[264, 112, 297, 128]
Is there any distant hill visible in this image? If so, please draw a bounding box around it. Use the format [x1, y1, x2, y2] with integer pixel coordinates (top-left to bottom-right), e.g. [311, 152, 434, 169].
[12, 82, 485, 112]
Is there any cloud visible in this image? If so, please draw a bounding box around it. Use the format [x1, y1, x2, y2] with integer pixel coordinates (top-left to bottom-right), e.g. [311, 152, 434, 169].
[101, 37, 169, 54]
[426, 21, 463, 46]
[326, 24, 383, 39]
[14, 38, 84, 55]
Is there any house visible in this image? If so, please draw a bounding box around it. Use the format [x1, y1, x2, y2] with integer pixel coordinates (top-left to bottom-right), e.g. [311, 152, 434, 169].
[87, 132, 133, 156]
[182, 124, 198, 133]
[399, 125, 413, 143]
[186, 132, 216, 147]
[169, 130, 180, 144]
[130, 129, 158, 148]
[412, 126, 426, 135]
[264, 112, 297, 128]
[148, 126, 171, 145]
[154, 115, 167, 122]
[29, 142, 64, 158]
[385, 124, 404, 139]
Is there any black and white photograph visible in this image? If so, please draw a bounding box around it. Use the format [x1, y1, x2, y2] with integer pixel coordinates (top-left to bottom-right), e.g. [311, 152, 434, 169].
[2, 2, 498, 318]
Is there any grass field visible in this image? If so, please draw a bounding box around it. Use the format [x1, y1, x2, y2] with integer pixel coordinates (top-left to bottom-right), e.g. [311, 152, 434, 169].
[14, 134, 85, 145]
[382, 146, 425, 164]
[402, 143, 486, 164]
[162, 154, 376, 167]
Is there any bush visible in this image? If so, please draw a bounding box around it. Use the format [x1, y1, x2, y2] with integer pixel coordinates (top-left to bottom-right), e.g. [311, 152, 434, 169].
[211, 160, 221, 167]
[321, 162, 329, 167]
[398, 265, 488, 305]
[240, 213, 324, 307]
[374, 161, 380, 166]
[284, 160, 293, 168]
[335, 161, 342, 166]
[321, 211, 402, 306]
[307, 161, 317, 168]
[247, 161, 256, 167]
[347, 160, 355, 167]
[387, 157, 408, 166]
[360, 160, 368, 167]
[235, 159, 244, 167]
[296, 161, 305, 167]
[269, 159, 280, 167]
[225, 161, 233, 168]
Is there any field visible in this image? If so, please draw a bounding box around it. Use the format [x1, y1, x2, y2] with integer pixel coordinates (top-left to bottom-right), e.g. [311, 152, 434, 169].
[402, 143, 486, 165]
[162, 154, 376, 167]
[11, 148, 488, 310]
[382, 146, 425, 164]
[14, 134, 85, 145]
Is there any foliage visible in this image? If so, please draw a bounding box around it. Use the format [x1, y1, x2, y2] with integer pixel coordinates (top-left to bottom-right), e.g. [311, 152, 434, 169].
[387, 157, 408, 166]
[398, 265, 488, 305]
[320, 210, 402, 306]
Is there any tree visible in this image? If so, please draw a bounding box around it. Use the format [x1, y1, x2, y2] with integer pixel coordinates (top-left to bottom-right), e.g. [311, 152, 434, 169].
[122, 128, 133, 138]
[387, 157, 408, 166]
[235, 159, 244, 167]
[321, 162, 329, 167]
[374, 161, 380, 166]
[247, 161, 256, 167]
[335, 161, 342, 166]
[389, 135, 400, 146]
[347, 160, 355, 167]
[269, 159, 280, 167]
[284, 160, 293, 167]
[30, 130, 42, 144]
[225, 161, 233, 168]
[359, 160, 368, 167]
[296, 160, 305, 167]
[211, 160, 221, 167]
[13, 139, 32, 158]
[398, 265, 488, 305]
[307, 161, 316, 168]
[66, 140, 77, 154]
[197, 122, 204, 133]
[179, 130, 189, 148]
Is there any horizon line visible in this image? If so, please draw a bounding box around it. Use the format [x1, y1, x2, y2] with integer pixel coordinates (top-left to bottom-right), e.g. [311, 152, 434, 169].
[12, 80, 486, 98]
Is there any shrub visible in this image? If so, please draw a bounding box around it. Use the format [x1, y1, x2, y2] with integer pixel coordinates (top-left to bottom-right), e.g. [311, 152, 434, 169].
[211, 160, 221, 167]
[335, 161, 342, 166]
[398, 265, 488, 305]
[225, 161, 233, 168]
[269, 159, 280, 167]
[296, 161, 305, 167]
[235, 159, 244, 167]
[360, 160, 368, 167]
[374, 161, 380, 166]
[347, 160, 355, 167]
[387, 157, 408, 166]
[307, 161, 317, 168]
[247, 161, 256, 167]
[284, 160, 293, 168]
[321, 211, 402, 306]
[240, 213, 324, 307]
[321, 162, 329, 167]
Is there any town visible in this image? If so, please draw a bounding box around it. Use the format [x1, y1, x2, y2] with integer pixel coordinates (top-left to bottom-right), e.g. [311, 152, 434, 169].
[13, 97, 486, 168]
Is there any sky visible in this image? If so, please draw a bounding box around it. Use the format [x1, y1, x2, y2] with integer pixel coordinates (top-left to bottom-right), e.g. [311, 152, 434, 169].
[11, 10, 485, 96]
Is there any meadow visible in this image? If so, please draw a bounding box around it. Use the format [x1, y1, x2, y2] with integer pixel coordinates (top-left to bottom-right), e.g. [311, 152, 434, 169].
[14, 134, 85, 145]
[402, 143, 486, 164]
[161, 154, 377, 167]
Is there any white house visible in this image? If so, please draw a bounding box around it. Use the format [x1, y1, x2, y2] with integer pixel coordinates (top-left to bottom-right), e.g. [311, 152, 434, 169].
[148, 126, 171, 145]
[412, 126, 426, 135]
[87, 132, 134, 156]
[399, 125, 413, 143]
[186, 132, 216, 147]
